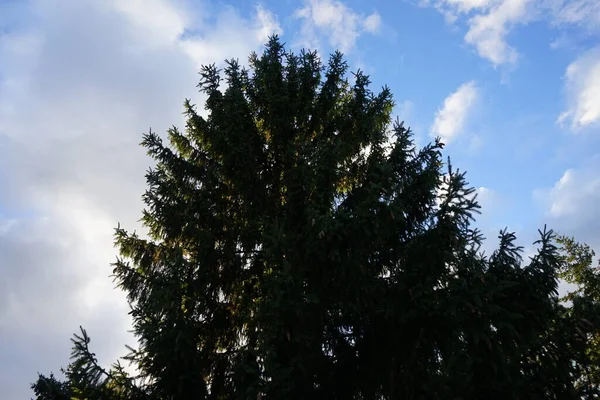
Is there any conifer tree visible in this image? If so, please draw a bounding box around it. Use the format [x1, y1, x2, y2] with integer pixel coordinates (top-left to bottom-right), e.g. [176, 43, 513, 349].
[32, 36, 597, 399]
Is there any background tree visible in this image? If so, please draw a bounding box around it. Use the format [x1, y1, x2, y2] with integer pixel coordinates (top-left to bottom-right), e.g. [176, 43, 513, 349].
[553, 236, 600, 398]
[32, 36, 597, 399]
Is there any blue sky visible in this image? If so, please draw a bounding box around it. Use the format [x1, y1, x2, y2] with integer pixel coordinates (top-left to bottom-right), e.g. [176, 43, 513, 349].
[0, 0, 599, 397]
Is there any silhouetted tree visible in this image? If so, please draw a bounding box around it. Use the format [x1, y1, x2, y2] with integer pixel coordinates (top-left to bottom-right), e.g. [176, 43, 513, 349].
[32, 36, 597, 400]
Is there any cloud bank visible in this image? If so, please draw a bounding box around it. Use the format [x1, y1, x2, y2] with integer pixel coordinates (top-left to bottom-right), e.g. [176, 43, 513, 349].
[0, 0, 282, 397]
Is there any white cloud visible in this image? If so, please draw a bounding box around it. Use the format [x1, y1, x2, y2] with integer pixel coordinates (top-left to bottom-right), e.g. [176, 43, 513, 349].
[464, 0, 532, 65]
[294, 0, 381, 53]
[430, 81, 478, 144]
[256, 5, 284, 41]
[0, 0, 281, 397]
[180, 5, 282, 70]
[109, 0, 190, 43]
[533, 157, 600, 296]
[422, 0, 533, 65]
[426, 0, 599, 66]
[558, 46, 600, 130]
[534, 156, 600, 248]
[544, 168, 600, 219]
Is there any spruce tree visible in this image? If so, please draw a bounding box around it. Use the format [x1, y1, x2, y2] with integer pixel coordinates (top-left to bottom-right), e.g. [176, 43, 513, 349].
[32, 36, 595, 399]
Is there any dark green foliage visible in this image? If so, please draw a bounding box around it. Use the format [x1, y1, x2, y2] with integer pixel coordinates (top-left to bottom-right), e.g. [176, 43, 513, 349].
[31, 373, 71, 400]
[32, 327, 143, 400]
[32, 36, 599, 399]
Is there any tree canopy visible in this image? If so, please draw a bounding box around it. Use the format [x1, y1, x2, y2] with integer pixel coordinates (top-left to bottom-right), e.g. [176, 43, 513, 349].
[32, 36, 600, 400]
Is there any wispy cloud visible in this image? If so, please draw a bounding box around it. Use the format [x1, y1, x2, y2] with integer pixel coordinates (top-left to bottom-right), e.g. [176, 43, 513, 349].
[294, 0, 381, 53]
[424, 0, 600, 66]
[180, 5, 282, 70]
[464, 0, 533, 65]
[547, 0, 600, 30]
[396, 100, 415, 124]
[422, 0, 533, 65]
[430, 81, 478, 144]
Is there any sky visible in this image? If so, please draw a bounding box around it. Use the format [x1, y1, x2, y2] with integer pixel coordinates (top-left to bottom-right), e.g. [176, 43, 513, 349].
[0, 0, 599, 397]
